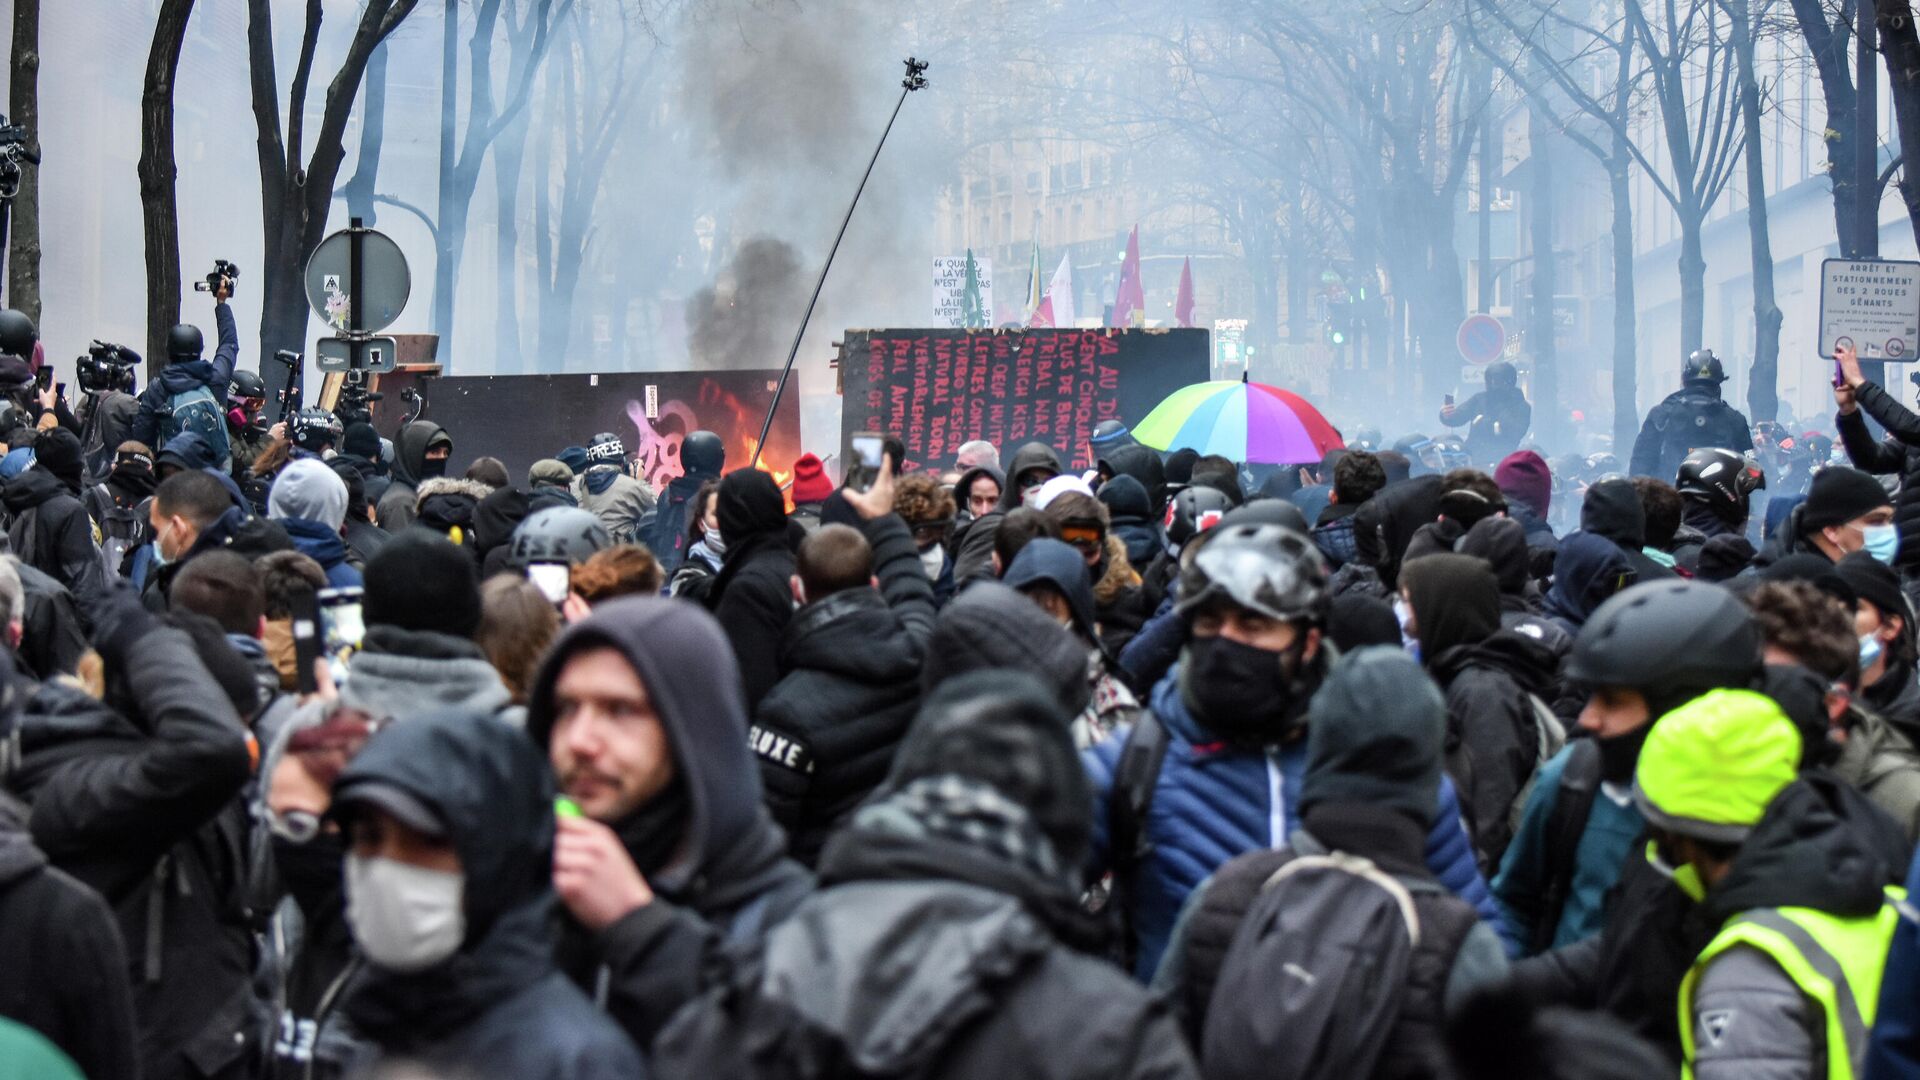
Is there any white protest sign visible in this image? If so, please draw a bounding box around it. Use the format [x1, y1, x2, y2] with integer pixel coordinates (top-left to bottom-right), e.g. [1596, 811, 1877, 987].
[932, 256, 993, 327]
[1819, 258, 1920, 360]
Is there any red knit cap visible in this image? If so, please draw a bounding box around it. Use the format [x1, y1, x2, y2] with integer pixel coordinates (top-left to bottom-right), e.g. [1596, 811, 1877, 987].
[790, 452, 834, 504]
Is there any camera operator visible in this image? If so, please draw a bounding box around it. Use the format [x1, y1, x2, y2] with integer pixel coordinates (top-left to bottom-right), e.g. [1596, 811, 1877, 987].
[130, 268, 241, 471]
[76, 342, 141, 484]
[0, 307, 82, 440]
[224, 369, 272, 481]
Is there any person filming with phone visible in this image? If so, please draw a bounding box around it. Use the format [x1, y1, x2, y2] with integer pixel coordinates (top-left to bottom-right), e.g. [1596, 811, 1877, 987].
[1834, 340, 1920, 579]
[131, 261, 243, 472]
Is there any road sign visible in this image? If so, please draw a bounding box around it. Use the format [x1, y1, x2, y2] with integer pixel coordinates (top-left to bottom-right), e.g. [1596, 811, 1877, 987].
[1457, 313, 1506, 365]
[316, 335, 399, 374]
[305, 225, 411, 334]
[1818, 258, 1920, 360]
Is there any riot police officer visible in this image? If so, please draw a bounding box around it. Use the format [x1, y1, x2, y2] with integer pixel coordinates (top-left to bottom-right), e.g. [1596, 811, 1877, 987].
[1628, 348, 1753, 482]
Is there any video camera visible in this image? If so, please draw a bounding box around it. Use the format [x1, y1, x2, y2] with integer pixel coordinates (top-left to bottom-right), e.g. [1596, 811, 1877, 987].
[0, 116, 38, 201]
[77, 341, 139, 395]
[335, 367, 383, 428]
[193, 259, 240, 297]
[271, 349, 302, 423]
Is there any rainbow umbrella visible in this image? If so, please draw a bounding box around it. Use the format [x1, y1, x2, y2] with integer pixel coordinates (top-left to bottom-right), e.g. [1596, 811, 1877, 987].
[1132, 379, 1344, 465]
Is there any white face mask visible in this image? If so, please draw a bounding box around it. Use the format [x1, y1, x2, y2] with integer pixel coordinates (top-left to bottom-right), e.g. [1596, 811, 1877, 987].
[345, 854, 466, 974]
[919, 543, 946, 580]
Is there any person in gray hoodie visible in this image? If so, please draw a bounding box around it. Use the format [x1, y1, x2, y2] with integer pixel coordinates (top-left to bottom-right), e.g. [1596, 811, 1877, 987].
[527, 596, 813, 1050]
[574, 433, 655, 544]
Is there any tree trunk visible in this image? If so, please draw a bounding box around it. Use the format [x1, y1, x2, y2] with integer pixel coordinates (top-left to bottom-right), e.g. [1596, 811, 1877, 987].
[1609, 151, 1639, 457]
[7, 0, 41, 324]
[1732, 0, 1782, 426]
[343, 39, 388, 224]
[140, 0, 195, 370]
[1678, 213, 1707, 357]
[248, 0, 419, 398]
[433, 0, 459, 356]
[493, 103, 533, 374]
[1791, 0, 1865, 255]
[1880, 0, 1920, 250]
[1528, 108, 1558, 429]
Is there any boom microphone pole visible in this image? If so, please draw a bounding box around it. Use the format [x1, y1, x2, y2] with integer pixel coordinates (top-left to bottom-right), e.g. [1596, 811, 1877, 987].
[751, 57, 929, 468]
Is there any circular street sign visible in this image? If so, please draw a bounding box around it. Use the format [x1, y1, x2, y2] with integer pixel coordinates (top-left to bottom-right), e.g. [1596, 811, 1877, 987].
[1457, 314, 1506, 366]
[304, 227, 411, 335]
[1891, 339, 1908, 358]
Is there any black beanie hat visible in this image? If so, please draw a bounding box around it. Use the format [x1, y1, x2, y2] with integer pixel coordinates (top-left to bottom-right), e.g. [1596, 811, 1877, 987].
[342, 422, 382, 461]
[1801, 467, 1892, 532]
[1837, 551, 1909, 625]
[32, 428, 83, 491]
[364, 529, 482, 638]
[1299, 646, 1445, 821]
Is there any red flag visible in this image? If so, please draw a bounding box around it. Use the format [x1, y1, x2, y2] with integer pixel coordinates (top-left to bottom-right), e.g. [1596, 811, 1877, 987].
[1110, 226, 1145, 328]
[1027, 295, 1054, 328]
[1175, 257, 1196, 328]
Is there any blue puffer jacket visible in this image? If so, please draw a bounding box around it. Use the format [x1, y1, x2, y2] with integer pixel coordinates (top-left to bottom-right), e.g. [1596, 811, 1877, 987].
[1086, 674, 1516, 979]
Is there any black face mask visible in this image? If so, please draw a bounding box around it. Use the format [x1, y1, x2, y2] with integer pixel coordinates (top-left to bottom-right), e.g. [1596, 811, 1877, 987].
[1595, 723, 1654, 784]
[418, 455, 449, 480]
[273, 832, 345, 921]
[1179, 634, 1314, 747]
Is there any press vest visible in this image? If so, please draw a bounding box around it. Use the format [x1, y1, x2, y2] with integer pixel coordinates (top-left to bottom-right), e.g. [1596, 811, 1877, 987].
[1678, 889, 1905, 1080]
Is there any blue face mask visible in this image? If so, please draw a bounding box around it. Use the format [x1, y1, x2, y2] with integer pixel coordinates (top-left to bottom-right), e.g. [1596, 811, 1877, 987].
[1864, 523, 1900, 565]
[1862, 632, 1885, 673]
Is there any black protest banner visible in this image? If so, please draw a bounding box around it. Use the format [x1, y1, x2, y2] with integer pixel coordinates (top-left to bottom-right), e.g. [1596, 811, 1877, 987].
[838, 328, 1208, 471]
[417, 370, 803, 491]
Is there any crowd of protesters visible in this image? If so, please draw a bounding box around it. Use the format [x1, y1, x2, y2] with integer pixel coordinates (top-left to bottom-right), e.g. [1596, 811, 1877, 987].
[9, 288, 1920, 1079]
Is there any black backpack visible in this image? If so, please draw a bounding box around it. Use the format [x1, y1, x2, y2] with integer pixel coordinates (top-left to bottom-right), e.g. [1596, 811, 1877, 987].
[1527, 738, 1603, 954]
[1106, 711, 1170, 967]
[85, 485, 148, 578]
[1199, 848, 1427, 1080]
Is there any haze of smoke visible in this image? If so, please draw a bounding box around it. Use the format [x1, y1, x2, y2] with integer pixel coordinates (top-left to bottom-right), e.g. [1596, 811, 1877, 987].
[684, 235, 806, 370]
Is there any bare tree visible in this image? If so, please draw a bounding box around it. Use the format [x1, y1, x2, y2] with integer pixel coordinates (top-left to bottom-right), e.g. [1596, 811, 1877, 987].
[532, 4, 645, 360]
[1466, 0, 1650, 453]
[247, 0, 419, 396]
[7, 0, 40, 324]
[432, 0, 572, 358]
[1880, 0, 1920, 249]
[1790, 0, 1876, 255]
[1626, 0, 1746, 355]
[139, 0, 195, 368]
[1727, 0, 1782, 425]
[342, 40, 390, 225]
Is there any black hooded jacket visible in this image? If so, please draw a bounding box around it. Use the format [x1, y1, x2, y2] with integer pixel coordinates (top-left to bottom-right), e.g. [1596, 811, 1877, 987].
[708, 469, 803, 710]
[752, 513, 937, 866]
[1105, 444, 1169, 517]
[1837, 380, 1920, 573]
[1405, 553, 1545, 864]
[5, 595, 257, 1080]
[336, 710, 643, 1079]
[1100, 474, 1161, 568]
[0, 794, 140, 1080]
[4, 466, 108, 605]
[651, 675, 1199, 1080]
[1581, 478, 1676, 583]
[474, 485, 530, 580]
[374, 420, 449, 530]
[954, 442, 1065, 586]
[526, 597, 814, 1048]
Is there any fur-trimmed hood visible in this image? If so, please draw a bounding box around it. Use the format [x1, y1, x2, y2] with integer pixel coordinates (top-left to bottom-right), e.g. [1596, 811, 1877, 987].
[1094, 533, 1142, 606]
[413, 476, 494, 510]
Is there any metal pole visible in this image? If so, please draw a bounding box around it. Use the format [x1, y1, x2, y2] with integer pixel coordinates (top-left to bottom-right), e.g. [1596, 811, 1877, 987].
[349, 216, 366, 372]
[751, 59, 928, 468]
